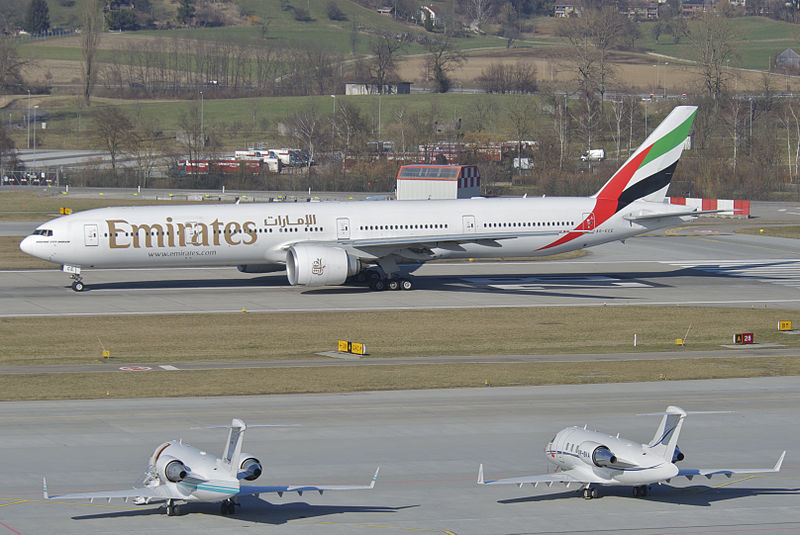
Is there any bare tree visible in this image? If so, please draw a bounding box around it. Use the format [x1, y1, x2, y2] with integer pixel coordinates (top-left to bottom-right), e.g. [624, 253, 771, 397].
[178, 102, 204, 181]
[423, 36, 465, 93]
[287, 107, 322, 180]
[93, 106, 134, 174]
[129, 108, 164, 188]
[0, 38, 28, 93]
[369, 34, 405, 93]
[692, 11, 736, 110]
[81, 0, 102, 107]
[465, 0, 492, 31]
[506, 95, 536, 174]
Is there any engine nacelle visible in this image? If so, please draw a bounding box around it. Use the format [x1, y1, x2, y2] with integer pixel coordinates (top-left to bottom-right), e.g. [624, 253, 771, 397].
[238, 454, 262, 481]
[580, 441, 618, 468]
[236, 264, 284, 274]
[285, 244, 360, 286]
[156, 454, 187, 483]
[672, 446, 685, 462]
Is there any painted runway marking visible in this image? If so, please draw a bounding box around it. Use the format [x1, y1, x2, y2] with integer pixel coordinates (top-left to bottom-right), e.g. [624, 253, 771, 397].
[119, 366, 151, 371]
[159, 365, 179, 371]
[461, 275, 654, 291]
[666, 260, 800, 289]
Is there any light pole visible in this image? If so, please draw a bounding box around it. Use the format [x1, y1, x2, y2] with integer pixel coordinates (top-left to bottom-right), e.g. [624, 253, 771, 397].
[200, 91, 204, 147]
[653, 64, 658, 98]
[663, 62, 668, 97]
[33, 105, 39, 170]
[27, 90, 31, 149]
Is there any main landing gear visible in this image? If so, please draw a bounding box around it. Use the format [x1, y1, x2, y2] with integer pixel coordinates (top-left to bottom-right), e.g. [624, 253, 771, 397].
[582, 486, 599, 499]
[632, 485, 649, 498]
[165, 499, 179, 516]
[220, 498, 237, 515]
[354, 268, 413, 291]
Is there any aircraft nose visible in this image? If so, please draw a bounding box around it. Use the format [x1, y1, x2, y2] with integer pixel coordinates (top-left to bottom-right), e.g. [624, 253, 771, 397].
[19, 236, 34, 256]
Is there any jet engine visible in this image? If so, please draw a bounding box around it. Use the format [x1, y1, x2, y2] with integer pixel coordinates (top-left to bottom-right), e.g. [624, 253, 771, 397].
[672, 446, 685, 462]
[236, 264, 284, 274]
[156, 455, 187, 483]
[580, 441, 618, 468]
[285, 244, 361, 286]
[238, 454, 263, 481]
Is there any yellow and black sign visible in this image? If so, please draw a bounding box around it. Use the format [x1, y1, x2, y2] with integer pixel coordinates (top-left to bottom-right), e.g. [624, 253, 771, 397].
[337, 340, 366, 356]
[779, 320, 793, 331]
[59, 207, 71, 215]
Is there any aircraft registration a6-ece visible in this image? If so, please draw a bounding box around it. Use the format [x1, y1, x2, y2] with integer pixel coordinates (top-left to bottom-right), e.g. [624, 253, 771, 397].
[21, 106, 708, 292]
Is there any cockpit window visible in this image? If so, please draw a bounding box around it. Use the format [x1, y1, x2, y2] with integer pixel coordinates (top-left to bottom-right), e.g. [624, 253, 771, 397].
[32, 229, 53, 237]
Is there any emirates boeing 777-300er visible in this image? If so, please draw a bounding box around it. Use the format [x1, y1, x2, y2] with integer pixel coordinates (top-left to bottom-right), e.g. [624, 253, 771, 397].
[21, 106, 701, 292]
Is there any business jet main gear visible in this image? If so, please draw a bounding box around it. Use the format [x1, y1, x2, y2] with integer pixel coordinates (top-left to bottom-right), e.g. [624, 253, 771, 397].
[22, 107, 703, 292]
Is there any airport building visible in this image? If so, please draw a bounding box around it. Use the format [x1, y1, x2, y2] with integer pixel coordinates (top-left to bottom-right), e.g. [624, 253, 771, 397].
[395, 164, 480, 200]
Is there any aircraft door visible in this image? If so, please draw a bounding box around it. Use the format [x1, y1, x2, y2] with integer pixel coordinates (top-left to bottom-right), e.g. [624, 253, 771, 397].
[462, 215, 476, 233]
[84, 224, 99, 246]
[581, 212, 595, 233]
[336, 217, 350, 240]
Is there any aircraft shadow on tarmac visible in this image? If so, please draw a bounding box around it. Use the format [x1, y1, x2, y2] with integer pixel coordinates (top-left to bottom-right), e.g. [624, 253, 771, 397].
[498, 484, 800, 507]
[71, 497, 418, 524]
[75, 263, 783, 298]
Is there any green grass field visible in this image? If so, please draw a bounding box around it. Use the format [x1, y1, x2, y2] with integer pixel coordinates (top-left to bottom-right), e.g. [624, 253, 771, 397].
[1, 306, 797, 366]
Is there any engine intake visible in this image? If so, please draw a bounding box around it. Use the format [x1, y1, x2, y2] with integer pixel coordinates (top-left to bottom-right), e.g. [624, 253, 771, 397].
[238, 456, 262, 481]
[672, 446, 685, 462]
[286, 244, 360, 286]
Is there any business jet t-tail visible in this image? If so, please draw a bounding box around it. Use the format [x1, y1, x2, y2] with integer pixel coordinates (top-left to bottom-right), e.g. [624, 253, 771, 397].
[44, 418, 378, 516]
[21, 106, 702, 292]
[478, 406, 785, 499]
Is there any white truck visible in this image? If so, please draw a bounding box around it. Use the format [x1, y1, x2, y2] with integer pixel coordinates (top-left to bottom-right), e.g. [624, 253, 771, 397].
[270, 148, 312, 167]
[580, 148, 606, 162]
[234, 149, 282, 173]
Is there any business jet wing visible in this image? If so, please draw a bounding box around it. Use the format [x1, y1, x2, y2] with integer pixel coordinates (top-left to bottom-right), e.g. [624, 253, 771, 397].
[43, 477, 186, 501]
[676, 451, 785, 480]
[477, 464, 604, 486]
[239, 467, 379, 496]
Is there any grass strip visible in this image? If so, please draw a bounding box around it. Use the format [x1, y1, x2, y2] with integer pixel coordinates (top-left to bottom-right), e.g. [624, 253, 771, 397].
[1, 356, 797, 401]
[737, 226, 800, 239]
[1, 307, 799, 366]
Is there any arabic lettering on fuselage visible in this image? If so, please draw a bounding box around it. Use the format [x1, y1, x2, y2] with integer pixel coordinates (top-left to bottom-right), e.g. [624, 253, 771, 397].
[105, 214, 318, 249]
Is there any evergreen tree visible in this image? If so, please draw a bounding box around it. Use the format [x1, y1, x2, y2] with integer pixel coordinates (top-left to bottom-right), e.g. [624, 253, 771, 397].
[176, 0, 194, 25]
[24, 0, 50, 34]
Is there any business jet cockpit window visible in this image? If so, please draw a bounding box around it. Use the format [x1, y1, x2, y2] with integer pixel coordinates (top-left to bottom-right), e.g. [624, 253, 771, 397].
[32, 229, 53, 236]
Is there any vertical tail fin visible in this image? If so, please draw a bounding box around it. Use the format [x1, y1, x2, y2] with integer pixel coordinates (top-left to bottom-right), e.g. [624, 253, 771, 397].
[594, 105, 697, 209]
[221, 418, 247, 476]
[647, 406, 687, 462]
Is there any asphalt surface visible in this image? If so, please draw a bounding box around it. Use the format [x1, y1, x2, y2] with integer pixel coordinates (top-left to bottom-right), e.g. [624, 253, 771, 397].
[0, 379, 797, 535]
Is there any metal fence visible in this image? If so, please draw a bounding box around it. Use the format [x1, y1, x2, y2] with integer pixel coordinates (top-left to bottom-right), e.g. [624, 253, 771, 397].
[1, 169, 61, 187]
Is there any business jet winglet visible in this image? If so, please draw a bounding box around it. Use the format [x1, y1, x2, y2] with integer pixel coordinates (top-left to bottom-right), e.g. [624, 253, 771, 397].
[21, 106, 699, 292]
[478, 405, 785, 499]
[43, 418, 378, 516]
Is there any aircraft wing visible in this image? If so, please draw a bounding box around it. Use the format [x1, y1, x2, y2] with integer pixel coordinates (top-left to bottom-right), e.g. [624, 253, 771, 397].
[477, 464, 604, 486]
[676, 451, 786, 480]
[239, 467, 379, 497]
[43, 477, 187, 501]
[345, 230, 563, 248]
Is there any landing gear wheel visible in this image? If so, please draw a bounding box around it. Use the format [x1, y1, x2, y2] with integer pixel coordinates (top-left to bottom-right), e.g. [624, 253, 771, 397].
[582, 488, 593, 499]
[633, 485, 647, 498]
[387, 279, 400, 291]
[591, 487, 598, 498]
[220, 499, 235, 515]
[166, 500, 177, 516]
[71, 281, 85, 292]
[369, 279, 386, 291]
[399, 278, 413, 291]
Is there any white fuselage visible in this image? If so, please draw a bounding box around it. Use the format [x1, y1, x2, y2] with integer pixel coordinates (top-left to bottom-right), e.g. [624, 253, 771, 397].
[20, 196, 686, 272]
[545, 426, 679, 486]
[148, 441, 240, 503]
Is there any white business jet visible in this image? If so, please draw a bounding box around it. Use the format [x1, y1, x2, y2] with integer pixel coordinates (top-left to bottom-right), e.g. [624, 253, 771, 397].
[478, 406, 785, 499]
[43, 418, 379, 516]
[21, 106, 704, 292]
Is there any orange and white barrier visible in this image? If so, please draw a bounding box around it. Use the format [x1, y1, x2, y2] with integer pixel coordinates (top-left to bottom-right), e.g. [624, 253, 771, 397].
[666, 197, 750, 218]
